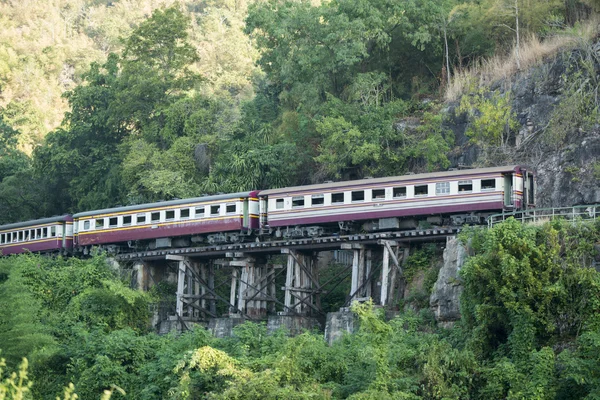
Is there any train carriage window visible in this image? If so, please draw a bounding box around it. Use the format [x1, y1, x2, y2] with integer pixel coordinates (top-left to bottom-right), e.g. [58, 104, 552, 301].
[226, 203, 236, 214]
[180, 208, 190, 219]
[50, 226, 56, 237]
[123, 216, 132, 225]
[211, 205, 221, 216]
[151, 212, 160, 222]
[84, 221, 90, 230]
[195, 207, 205, 218]
[415, 185, 428, 196]
[136, 214, 146, 224]
[372, 189, 386, 199]
[109, 217, 118, 227]
[292, 196, 305, 208]
[393, 186, 407, 198]
[332, 193, 345, 204]
[458, 180, 473, 192]
[36, 228, 42, 238]
[436, 182, 450, 195]
[42, 227, 48, 237]
[481, 179, 496, 190]
[0, 233, 4, 244]
[18, 231, 23, 241]
[275, 199, 284, 209]
[311, 194, 325, 206]
[351, 190, 364, 202]
[95, 218, 105, 229]
[165, 210, 175, 220]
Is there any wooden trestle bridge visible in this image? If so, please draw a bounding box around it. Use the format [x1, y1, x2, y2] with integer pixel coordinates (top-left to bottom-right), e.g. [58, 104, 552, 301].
[115, 204, 600, 332]
[116, 227, 460, 329]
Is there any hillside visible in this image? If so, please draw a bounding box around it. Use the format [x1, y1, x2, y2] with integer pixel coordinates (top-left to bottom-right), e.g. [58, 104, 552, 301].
[0, 0, 258, 152]
[1, 2, 600, 398]
[0, 1, 598, 220]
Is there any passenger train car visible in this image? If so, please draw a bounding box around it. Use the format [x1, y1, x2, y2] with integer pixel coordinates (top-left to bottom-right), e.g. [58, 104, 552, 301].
[72, 191, 260, 253]
[0, 215, 73, 255]
[259, 165, 534, 237]
[0, 166, 534, 255]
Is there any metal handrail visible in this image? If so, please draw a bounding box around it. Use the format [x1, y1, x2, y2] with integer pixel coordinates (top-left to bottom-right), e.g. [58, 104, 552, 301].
[488, 204, 600, 227]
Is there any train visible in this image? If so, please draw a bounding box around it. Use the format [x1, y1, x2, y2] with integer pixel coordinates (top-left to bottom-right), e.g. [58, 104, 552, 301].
[0, 165, 535, 256]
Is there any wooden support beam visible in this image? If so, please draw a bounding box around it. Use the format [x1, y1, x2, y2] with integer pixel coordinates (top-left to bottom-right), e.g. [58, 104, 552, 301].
[381, 246, 390, 306]
[285, 250, 319, 287]
[176, 261, 186, 316]
[341, 243, 365, 250]
[357, 248, 365, 298]
[350, 249, 360, 298]
[284, 252, 294, 312]
[365, 249, 372, 298]
[208, 261, 216, 315]
[230, 268, 238, 314]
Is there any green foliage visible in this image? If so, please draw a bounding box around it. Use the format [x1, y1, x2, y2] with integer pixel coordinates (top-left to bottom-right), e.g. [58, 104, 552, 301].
[460, 218, 600, 358]
[0, 358, 32, 400]
[459, 87, 518, 149]
[2, 221, 600, 399]
[545, 43, 600, 148]
[0, 114, 41, 224]
[118, 6, 200, 142]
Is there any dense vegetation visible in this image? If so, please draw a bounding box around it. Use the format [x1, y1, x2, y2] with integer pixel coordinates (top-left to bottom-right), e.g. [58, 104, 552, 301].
[1, 0, 598, 223]
[1, 2, 600, 397]
[1, 219, 600, 398]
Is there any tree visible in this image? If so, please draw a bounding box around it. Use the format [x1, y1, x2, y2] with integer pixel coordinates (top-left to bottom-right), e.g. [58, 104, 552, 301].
[33, 54, 124, 213]
[118, 5, 200, 147]
[33, 5, 204, 211]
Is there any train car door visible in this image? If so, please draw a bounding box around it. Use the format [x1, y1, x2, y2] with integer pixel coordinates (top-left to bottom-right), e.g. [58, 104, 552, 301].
[527, 172, 535, 207]
[504, 174, 513, 208]
[243, 200, 249, 228]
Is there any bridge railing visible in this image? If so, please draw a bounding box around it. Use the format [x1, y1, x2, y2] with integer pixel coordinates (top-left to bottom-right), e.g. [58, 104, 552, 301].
[488, 204, 600, 228]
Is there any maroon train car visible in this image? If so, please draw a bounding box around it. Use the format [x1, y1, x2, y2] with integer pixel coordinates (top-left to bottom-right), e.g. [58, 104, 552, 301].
[73, 192, 260, 251]
[0, 215, 74, 255]
[259, 166, 534, 237]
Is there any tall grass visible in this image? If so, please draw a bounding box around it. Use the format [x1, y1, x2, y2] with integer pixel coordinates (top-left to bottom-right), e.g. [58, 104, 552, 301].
[445, 17, 600, 101]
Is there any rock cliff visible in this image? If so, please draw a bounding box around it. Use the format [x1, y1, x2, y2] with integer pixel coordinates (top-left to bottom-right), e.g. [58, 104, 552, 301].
[443, 38, 600, 208]
[429, 237, 467, 328]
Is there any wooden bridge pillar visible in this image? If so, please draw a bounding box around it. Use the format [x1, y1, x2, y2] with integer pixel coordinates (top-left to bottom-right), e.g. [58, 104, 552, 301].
[223, 253, 276, 319]
[281, 249, 321, 315]
[378, 240, 409, 307]
[342, 243, 374, 303]
[167, 255, 221, 321]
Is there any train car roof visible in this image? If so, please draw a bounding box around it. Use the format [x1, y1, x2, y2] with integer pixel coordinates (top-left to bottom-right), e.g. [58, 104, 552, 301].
[0, 215, 73, 231]
[260, 165, 526, 196]
[73, 191, 258, 218]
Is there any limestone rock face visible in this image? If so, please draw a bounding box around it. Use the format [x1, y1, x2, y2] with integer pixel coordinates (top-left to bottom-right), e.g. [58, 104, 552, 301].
[430, 237, 467, 328]
[535, 128, 600, 208]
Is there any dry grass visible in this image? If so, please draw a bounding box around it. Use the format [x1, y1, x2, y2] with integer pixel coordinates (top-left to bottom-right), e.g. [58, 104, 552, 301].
[445, 17, 600, 102]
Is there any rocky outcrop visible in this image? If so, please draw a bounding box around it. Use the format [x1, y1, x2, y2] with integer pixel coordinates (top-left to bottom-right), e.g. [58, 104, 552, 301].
[430, 236, 467, 328]
[442, 40, 600, 208]
[535, 127, 600, 208]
